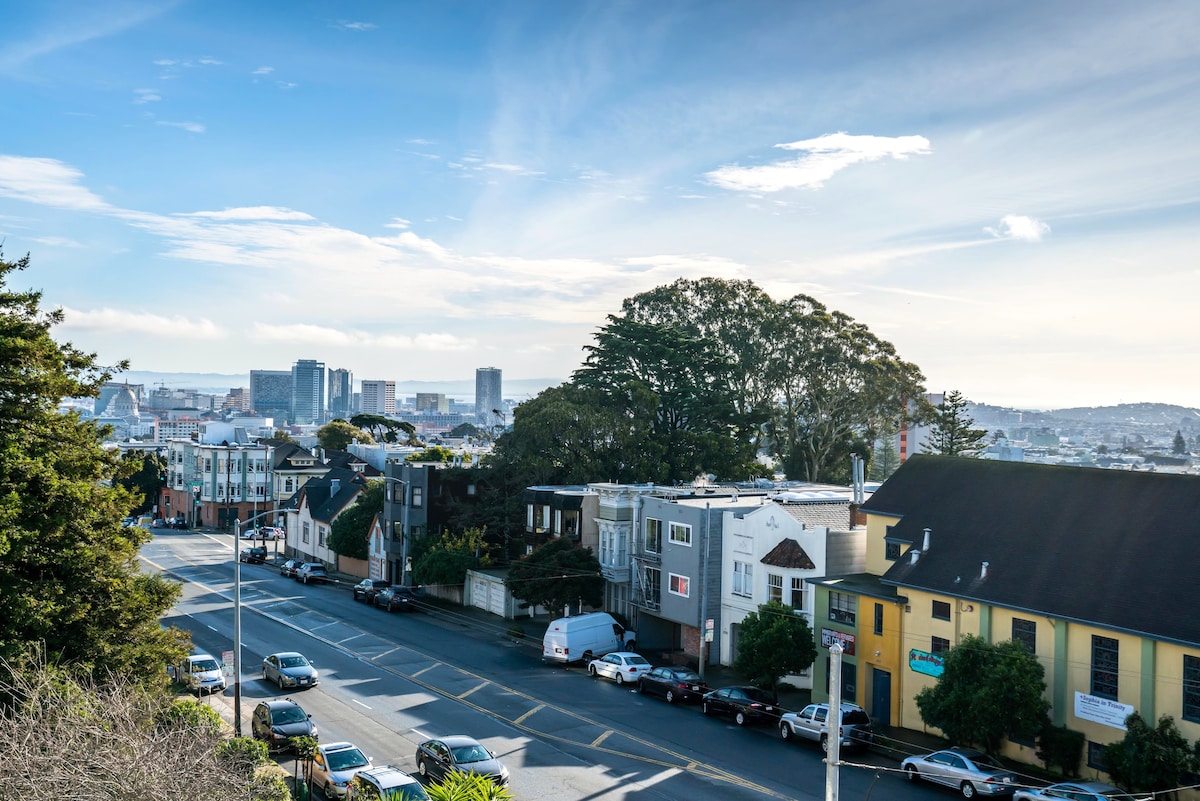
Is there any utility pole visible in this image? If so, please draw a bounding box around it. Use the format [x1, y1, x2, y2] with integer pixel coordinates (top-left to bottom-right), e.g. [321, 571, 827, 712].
[826, 643, 844, 801]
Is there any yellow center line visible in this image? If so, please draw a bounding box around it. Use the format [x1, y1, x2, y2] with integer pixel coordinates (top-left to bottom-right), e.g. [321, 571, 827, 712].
[591, 730, 613, 748]
[513, 704, 544, 725]
[411, 662, 441, 677]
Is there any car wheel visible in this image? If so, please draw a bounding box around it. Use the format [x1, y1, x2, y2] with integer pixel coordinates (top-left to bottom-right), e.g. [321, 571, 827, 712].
[615, 673, 625, 686]
[665, 690, 675, 704]
[780, 723, 793, 741]
[820, 734, 829, 754]
[277, 674, 284, 690]
[418, 758, 429, 779]
[638, 680, 646, 694]
[960, 782, 977, 799]
[588, 664, 598, 677]
[323, 779, 337, 801]
[735, 711, 747, 726]
[905, 766, 919, 782]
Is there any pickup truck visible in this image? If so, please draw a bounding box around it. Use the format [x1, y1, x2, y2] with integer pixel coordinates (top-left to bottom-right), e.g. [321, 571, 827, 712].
[778, 702, 874, 753]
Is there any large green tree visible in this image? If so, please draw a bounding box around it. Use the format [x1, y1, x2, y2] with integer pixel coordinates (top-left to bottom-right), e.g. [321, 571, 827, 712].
[317, 419, 374, 451]
[0, 252, 187, 682]
[113, 449, 168, 515]
[914, 634, 1050, 754]
[413, 527, 490, 587]
[923, 390, 988, 457]
[506, 538, 603, 619]
[732, 602, 817, 696]
[1103, 713, 1197, 797]
[327, 480, 384, 560]
[350, 414, 418, 445]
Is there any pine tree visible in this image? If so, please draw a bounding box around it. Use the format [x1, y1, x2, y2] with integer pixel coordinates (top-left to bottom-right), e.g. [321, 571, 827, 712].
[923, 390, 988, 457]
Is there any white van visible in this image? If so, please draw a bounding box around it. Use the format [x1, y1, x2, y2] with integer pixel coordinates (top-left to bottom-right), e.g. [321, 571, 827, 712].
[542, 612, 636, 664]
[174, 653, 227, 695]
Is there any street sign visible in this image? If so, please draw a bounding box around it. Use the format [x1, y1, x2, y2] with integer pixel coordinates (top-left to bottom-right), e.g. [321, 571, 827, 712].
[705, 618, 715, 642]
[221, 650, 235, 678]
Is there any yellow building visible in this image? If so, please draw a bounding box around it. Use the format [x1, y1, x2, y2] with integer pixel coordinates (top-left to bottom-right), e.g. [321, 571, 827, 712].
[811, 455, 1200, 781]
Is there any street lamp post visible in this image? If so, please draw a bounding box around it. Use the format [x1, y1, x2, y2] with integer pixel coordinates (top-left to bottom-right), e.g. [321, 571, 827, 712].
[232, 509, 284, 737]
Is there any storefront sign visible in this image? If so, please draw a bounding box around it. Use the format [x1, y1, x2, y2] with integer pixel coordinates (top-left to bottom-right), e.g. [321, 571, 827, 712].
[821, 628, 856, 655]
[1075, 692, 1134, 730]
[909, 649, 944, 677]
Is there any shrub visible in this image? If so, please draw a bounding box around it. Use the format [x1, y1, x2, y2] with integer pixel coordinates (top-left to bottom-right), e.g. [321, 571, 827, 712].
[1037, 724, 1084, 777]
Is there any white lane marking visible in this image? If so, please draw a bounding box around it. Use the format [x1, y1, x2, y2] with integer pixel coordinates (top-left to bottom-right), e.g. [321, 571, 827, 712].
[353, 699, 372, 710]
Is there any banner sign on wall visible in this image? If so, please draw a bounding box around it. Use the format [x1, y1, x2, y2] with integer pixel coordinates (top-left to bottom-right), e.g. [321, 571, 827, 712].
[909, 649, 945, 677]
[1075, 692, 1134, 730]
[820, 628, 856, 655]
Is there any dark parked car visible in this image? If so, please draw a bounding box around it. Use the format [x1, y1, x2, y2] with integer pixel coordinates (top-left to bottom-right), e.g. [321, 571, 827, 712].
[240, 546, 267, 564]
[170, 517, 189, 529]
[251, 698, 318, 752]
[374, 585, 421, 612]
[637, 666, 708, 704]
[353, 579, 390, 603]
[415, 736, 509, 786]
[280, 559, 302, 578]
[296, 563, 328, 584]
[701, 685, 780, 726]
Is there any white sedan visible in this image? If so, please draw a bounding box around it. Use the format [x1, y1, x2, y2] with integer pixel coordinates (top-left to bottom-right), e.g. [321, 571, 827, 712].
[587, 651, 653, 685]
[241, 526, 283, 540]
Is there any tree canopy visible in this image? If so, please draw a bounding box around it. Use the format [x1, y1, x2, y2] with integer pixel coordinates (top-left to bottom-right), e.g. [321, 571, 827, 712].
[923, 390, 988, 457]
[914, 634, 1050, 754]
[113, 449, 167, 515]
[317, 419, 375, 451]
[1103, 712, 1198, 796]
[412, 527, 490, 587]
[0, 251, 187, 682]
[350, 414, 419, 445]
[732, 602, 817, 695]
[327, 480, 384, 560]
[505, 538, 603, 618]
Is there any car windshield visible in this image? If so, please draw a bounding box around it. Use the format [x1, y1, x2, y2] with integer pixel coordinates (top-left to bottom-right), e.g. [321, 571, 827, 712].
[968, 753, 1002, 769]
[274, 706, 308, 724]
[192, 659, 219, 672]
[327, 748, 369, 771]
[381, 784, 429, 801]
[451, 745, 491, 764]
[626, 656, 650, 666]
[672, 669, 702, 681]
[280, 656, 309, 668]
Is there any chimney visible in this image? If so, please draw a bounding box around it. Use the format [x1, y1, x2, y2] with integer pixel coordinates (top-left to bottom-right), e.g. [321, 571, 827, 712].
[330, 478, 340, 496]
[849, 503, 867, 527]
[910, 549, 921, 565]
[922, 528, 931, 552]
[981, 561, 989, 579]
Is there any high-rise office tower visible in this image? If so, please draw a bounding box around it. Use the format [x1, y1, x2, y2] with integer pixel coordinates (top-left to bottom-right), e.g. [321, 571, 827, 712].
[415, 392, 449, 413]
[475, 367, 502, 429]
[291, 359, 326, 425]
[328, 368, 353, 420]
[249, 370, 292, 423]
[361, 380, 396, 415]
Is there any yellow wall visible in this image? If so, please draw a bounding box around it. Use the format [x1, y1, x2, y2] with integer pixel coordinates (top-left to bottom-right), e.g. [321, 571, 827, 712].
[864, 513, 899, 575]
[856, 598, 905, 725]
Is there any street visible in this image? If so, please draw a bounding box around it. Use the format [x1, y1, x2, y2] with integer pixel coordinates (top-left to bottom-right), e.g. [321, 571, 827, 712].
[145, 529, 923, 801]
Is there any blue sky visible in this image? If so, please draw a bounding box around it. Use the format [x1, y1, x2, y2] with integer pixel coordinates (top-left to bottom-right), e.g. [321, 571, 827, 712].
[2, 1, 1199, 410]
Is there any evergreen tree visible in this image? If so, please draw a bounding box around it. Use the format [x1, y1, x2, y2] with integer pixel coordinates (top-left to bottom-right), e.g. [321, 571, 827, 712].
[0, 251, 188, 682]
[923, 390, 988, 457]
[870, 434, 901, 481]
[1172, 430, 1187, 455]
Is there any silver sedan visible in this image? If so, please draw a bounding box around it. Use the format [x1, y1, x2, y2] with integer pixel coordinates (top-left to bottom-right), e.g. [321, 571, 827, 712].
[262, 651, 319, 690]
[900, 747, 1018, 798]
[1014, 782, 1144, 801]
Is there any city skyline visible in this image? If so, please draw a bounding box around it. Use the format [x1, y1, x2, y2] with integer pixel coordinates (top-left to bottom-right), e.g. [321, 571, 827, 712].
[3, 3, 1200, 410]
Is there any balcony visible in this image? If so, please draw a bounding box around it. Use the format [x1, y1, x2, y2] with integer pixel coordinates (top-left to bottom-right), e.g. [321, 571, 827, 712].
[600, 562, 631, 583]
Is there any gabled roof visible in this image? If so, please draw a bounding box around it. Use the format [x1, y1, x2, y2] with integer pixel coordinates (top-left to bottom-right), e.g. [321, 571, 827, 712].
[298, 467, 366, 523]
[863, 455, 1200, 646]
[777, 501, 853, 530]
[760, 538, 816, 570]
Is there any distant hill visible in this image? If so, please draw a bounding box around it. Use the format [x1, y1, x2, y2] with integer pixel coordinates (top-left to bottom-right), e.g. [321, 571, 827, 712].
[118, 371, 560, 402]
[1036, 403, 1200, 426]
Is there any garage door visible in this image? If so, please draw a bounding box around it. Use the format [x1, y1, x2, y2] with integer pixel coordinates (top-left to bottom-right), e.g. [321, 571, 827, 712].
[471, 576, 491, 612]
[488, 582, 506, 617]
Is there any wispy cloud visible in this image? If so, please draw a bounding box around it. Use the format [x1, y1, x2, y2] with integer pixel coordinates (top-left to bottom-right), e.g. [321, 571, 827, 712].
[384, 217, 411, 229]
[133, 88, 161, 104]
[276, 81, 297, 90]
[155, 120, 205, 134]
[336, 21, 377, 32]
[986, 214, 1050, 242]
[406, 138, 436, 145]
[60, 307, 225, 339]
[706, 132, 932, 192]
[197, 57, 221, 65]
[0, 156, 111, 211]
[31, 235, 83, 248]
[251, 322, 472, 350]
[178, 207, 315, 222]
[252, 66, 274, 75]
[0, 7, 171, 73]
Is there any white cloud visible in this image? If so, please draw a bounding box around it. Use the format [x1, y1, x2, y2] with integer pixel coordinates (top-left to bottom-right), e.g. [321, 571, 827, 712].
[179, 207, 316, 222]
[156, 120, 205, 134]
[706, 132, 932, 192]
[59, 307, 225, 338]
[384, 217, 411, 229]
[336, 21, 377, 31]
[0, 156, 111, 211]
[250, 322, 472, 350]
[133, 88, 161, 104]
[197, 57, 221, 65]
[986, 214, 1050, 242]
[31, 235, 83, 248]
[406, 138, 436, 145]
[152, 59, 175, 66]
[252, 66, 274, 75]
[276, 81, 297, 90]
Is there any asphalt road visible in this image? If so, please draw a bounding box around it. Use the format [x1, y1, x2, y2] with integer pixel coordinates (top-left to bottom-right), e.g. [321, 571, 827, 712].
[144, 529, 927, 801]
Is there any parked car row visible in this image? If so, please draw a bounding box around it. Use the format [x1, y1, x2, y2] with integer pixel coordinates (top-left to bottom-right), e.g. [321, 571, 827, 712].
[278, 558, 328, 584]
[352, 578, 423, 612]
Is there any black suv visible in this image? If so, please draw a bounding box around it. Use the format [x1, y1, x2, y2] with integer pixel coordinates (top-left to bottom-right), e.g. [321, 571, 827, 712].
[251, 698, 318, 752]
[374, 585, 421, 613]
[240, 546, 267, 564]
[354, 579, 390, 603]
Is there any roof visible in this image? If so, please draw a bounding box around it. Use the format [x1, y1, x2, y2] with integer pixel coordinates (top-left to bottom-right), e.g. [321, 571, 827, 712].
[298, 467, 366, 522]
[863, 455, 1200, 646]
[777, 500, 853, 530]
[760, 538, 816, 570]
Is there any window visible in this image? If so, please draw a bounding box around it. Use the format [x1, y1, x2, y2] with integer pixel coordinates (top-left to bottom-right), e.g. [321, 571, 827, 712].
[411, 486, 423, 507]
[931, 636, 950, 654]
[285, 478, 294, 493]
[644, 518, 662, 553]
[874, 603, 884, 636]
[885, 541, 901, 560]
[668, 573, 690, 598]
[644, 567, 661, 606]
[1086, 741, 1108, 771]
[600, 527, 627, 568]
[768, 574, 783, 604]
[791, 577, 806, 610]
[1091, 635, 1119, 700]
[669, 522, 691, 546]
[829, 591, 856, 625]
[1183, 656, 1200, 723]
[732, 561, 752, 597]
[932, 600, 951, 621]
[1012, 618, 1037, 653]
[302, 522, 310, 544]
[318, 527, 326, 547]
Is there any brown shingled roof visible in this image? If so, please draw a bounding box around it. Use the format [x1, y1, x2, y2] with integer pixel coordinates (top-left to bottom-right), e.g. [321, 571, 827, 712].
[760, 538, 816, 570]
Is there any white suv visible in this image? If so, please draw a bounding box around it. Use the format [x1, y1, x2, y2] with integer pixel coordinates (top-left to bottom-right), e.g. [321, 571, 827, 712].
[347, 765, 428, 800]
[295, 563, 328, 584]
[779, 702, 874, 753]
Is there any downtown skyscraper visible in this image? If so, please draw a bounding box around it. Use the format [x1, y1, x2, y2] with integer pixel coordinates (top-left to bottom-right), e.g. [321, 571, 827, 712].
[474, 367, 502, 430]
[291, 359, 326, 425]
